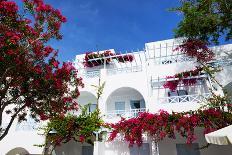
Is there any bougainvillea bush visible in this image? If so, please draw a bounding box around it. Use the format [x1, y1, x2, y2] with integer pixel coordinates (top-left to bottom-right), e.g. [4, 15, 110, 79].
[174, 39, 214, 63]
[0, 0, 83, 141]
[108, 108, 232, 146]
[83, 51, 134, 67]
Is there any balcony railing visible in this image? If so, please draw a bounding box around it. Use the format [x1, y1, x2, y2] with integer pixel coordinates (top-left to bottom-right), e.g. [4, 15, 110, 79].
[107, 65, 143, 76]
[153, 54, 194, 65]
[81, 70, 100, 79]
[158, 93, 211, 104]
[151, 74, 208, 89]
[105, 108, 146, 119]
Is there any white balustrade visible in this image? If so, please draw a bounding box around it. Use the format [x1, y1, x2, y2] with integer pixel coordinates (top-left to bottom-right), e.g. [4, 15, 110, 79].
[107, 65, 143, 76]
[105, 108, 146, 119]
[82, 70, 100, 78]
[153, 54, 194, 65]
[158, 93, 211, 104]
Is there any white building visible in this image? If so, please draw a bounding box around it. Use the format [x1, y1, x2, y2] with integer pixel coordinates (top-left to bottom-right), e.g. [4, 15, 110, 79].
[73, 38, 232, 155]
[1, 38, 232, 155]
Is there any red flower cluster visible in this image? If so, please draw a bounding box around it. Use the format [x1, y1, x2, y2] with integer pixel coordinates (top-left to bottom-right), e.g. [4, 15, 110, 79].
[83, 51, 114, 67]
[83, 51, 134, 68]
[109, 108, 232, 146]
[0, 1, 18, 17]
[174, 39, 214, 63]
[163, 68, 203, 91]
[117, 54, 134, 63]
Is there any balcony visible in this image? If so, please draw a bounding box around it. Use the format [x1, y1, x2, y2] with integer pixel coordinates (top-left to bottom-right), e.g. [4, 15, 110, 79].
[75, 50, 145, 78]
[151, 73, 212, 107]
[105, 108, 146, 119]
[105, 87, 146, 120]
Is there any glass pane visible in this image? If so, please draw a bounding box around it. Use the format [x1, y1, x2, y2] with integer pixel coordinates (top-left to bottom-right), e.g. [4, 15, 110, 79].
[89, 104, 97, 112]
[130, 100, 140, 109]
[168, 91, 178, 97]
[178, 90, 189, 102]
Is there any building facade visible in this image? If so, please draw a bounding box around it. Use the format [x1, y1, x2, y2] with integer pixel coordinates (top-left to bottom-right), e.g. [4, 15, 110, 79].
[1, 38, 232, 155]
[73, 38, 232, 155]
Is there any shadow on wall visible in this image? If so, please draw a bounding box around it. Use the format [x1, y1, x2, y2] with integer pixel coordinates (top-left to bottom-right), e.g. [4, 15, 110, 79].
[103, 141, 130, 155]
[101, 141, 151, 155]
[54, 140, 93, 155]
[6, 147, 29, 155]
[158, 128, 232, 155]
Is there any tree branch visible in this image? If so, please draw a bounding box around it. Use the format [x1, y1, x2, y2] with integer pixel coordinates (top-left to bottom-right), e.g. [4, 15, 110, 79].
[0, 67, 13, 85]
[0, 104, 27, 141]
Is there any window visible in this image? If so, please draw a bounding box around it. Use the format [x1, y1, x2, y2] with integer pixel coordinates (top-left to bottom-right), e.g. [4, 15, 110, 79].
[168, 90, 179, 103]
[115, 102, 125, 115]
[89, 104, 97, 113]
[130, 100, 140, 109]
[130, 100, 145, 109]
[178, 90, 189, 102]
[176, 143, 200, 155]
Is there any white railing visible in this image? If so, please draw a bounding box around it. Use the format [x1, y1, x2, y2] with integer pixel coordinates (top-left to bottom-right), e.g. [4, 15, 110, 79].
[153, 54, 193, 65]
[158, 93, 211, 104]
[107, 65, 143, 76]
[105, 108, 146, 119]
[81, 70, 100, 78]
[151, 74, 208, 89]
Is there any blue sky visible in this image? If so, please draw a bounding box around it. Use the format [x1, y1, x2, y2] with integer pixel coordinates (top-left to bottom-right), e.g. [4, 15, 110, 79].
[19, 0, 183, 62]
